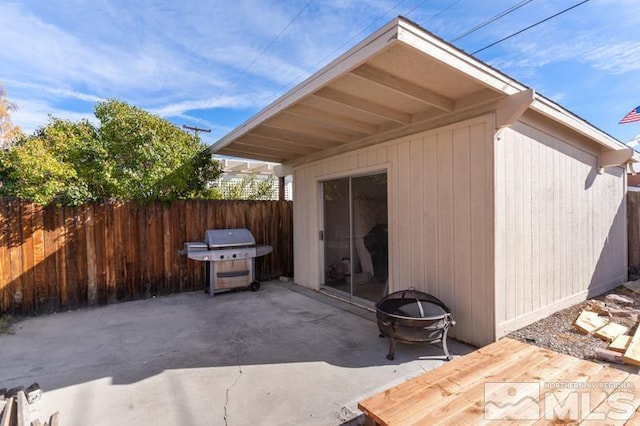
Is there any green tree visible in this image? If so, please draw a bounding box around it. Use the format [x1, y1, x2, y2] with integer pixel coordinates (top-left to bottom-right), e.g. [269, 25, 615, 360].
[0, 82, 23, 149]
[0, 99, 222, 205]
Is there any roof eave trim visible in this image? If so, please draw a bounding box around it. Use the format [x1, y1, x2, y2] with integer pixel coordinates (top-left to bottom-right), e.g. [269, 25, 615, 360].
[395, 21, 526, 95]
[530, 96, 625, 151]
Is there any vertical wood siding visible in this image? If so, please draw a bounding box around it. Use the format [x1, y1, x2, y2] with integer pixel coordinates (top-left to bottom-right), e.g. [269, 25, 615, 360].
[0, 199, 293, 315]
[293, 115, 495, 346]
[494, 121, 627, 336]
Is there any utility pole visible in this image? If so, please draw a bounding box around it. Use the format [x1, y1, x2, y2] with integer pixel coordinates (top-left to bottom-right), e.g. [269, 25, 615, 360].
[183, 125, 212, 138]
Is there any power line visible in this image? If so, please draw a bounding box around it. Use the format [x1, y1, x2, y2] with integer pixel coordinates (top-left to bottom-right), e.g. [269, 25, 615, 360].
[451, 0, 534, 42]
[472, 0, 591, 55]
[213, 0, 314, 102]
[415, 0, 463, 25]
[281, 0, 412, 90]
[402, 0, 433, 18]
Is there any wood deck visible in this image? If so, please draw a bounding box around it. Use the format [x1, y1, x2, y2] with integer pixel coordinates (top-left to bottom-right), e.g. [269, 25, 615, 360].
[358, 338, 640, 425]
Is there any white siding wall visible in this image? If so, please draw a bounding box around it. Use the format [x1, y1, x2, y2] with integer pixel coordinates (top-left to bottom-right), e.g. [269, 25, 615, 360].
[494, 118, 627, 337]
[293, 115, 495, 346]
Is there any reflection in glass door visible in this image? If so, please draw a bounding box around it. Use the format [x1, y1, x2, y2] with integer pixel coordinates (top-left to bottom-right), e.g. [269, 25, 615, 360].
[322, 172, 388, 303]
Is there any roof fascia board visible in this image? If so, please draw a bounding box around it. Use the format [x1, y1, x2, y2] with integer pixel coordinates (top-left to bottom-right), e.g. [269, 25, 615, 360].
[396, 19, 626, 153]
[395, 20, 526, 95]
[530, 97, 625, 151]
[210, 18, 402, 153]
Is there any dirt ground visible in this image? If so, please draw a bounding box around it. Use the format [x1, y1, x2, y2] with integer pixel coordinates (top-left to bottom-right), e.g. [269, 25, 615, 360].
[508, 282, 640, 363]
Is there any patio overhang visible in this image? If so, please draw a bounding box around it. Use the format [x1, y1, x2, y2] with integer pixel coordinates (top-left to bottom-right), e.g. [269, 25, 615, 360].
[211, 17, 634, 167]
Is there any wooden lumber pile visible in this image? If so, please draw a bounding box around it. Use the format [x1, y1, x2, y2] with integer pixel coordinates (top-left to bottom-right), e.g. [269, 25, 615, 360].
[0, 384, 59, 426]
[573, 295, 640, 366]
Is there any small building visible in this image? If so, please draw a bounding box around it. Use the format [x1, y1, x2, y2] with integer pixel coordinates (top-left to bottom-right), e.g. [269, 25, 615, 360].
[214, 157, 293, 200]
[211, 17, 638, 346]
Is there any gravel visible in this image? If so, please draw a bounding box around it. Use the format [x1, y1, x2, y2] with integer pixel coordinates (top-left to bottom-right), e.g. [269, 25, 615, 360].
[507, 285, 640, 361]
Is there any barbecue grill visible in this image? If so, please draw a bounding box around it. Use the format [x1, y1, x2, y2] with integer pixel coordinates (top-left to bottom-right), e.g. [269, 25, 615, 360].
[376, 289, 455, 360]
[181, 228, 273, 295]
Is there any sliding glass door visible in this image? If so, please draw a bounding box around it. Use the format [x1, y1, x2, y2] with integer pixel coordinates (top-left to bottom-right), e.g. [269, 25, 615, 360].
[322, 172, 388, 303]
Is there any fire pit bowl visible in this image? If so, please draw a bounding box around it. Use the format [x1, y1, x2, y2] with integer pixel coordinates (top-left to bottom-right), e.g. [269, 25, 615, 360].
[376, 289, 455, 360]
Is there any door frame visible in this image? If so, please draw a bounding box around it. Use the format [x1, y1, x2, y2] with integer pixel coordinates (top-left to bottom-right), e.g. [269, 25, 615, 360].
[317, 166, 389, 302]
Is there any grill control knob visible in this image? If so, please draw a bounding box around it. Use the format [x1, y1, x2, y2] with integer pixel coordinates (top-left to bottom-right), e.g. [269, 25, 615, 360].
[232, 254, 237, 258]
[219, 255, 224, 259]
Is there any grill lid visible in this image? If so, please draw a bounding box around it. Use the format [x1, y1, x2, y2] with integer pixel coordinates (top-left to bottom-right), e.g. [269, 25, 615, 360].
[204, 228, 256, 248]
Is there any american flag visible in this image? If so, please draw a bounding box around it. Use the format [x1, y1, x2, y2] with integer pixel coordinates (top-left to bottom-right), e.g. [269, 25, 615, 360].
[620, 105, 640, 124]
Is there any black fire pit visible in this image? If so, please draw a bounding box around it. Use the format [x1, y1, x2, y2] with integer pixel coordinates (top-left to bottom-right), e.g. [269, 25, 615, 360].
[376, 289, 455, 360]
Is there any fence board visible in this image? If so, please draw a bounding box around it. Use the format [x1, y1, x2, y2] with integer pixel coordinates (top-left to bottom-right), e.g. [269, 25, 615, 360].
[75, 206, 88, 308]
[86, 205, 98, 306]
[93, 204, 107, 305]
[65, 207, 79, 310]
[20, 203, 35, 312]
[32, 205, 46, 312]
[0, 199, 293, 315]
[55, 206, 68, 311]
[0, 201, 9, 312]
[104, 202, 115, 303]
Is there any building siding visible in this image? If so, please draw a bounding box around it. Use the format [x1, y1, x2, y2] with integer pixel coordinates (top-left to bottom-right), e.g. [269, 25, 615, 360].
[494, 119, 627, 337]
[293, 115, 495, 346]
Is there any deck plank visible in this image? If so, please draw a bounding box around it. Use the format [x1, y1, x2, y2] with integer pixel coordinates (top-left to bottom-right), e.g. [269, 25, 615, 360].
[408, 348, 579, 425]
[358, 338, 521, 420]
[358, 338, 640, 426]
[362, 340, 542, 424]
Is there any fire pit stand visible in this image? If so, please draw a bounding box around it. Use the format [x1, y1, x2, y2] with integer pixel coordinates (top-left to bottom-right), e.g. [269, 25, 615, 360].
[376, 288, 455, 360]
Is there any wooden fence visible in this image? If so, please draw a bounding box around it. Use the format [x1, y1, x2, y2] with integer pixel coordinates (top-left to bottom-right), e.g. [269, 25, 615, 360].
[0, 199, 293, 315]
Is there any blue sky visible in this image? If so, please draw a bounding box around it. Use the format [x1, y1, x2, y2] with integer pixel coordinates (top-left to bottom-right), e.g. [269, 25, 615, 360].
[1, 0, 640, 148]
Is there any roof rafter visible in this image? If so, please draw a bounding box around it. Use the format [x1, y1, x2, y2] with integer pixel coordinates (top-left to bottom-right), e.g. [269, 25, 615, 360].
[238, 133, 319, 156]
[218, 147, 290, 163]
[219, 143, 297, 162]
[256, 125, 344, 149]
[265, 113, 356, 143]
[312, 87, 412, 124]
[350, 63, 454, 112]
[285, 104, 378, 134]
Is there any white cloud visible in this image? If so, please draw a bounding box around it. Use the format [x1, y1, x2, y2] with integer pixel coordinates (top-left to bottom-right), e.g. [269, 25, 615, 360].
[1, 0, 638, 144]
[3, 80, 102, 103]
[149, 92, 275, 117]
[585, 42, 640, 75]
[10, 98, 97, 135]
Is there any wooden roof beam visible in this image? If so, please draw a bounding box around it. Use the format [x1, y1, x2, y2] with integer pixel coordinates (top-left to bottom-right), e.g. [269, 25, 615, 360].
[313, 87, 412, 124]
[496, 89, 534, 129]
[238, 134, 319, 156]
[285, 104, 378, 134]
[265, 114, 355, 143]
[598, 148, 635, 172]
[350, 63, 454, 112]
[256, 125, 344, 149]
[218, 146, 294, 163]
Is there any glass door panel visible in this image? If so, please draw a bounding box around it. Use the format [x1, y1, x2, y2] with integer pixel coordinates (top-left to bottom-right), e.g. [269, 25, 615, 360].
[352, 174, 388, 302]
[322, 172, 388, 303]
[323, 178, 351, 294]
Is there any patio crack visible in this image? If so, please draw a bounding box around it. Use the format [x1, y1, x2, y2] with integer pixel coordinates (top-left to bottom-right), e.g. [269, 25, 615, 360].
[223, 364, 243, 426]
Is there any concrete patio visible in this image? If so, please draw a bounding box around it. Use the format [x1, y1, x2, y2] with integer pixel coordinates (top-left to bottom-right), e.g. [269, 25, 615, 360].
[0, 282, 473, 426]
